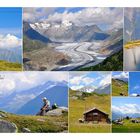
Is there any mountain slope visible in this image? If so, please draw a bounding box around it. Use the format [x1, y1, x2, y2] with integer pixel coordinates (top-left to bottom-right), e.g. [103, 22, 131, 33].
[0, 48, 22, 63]
[94, 84, 111, 94]
[0, 60, 22, 71]
[0, 110, 68, 133]
[74, 83, 110, 95]
[23, 21, 51, 43]
[112, 79, 128, 96]
[16, 85, 68, 115]
[79, 49, 123, 71]
[30, 21, 110, 42]
[0, 81, 67, 114]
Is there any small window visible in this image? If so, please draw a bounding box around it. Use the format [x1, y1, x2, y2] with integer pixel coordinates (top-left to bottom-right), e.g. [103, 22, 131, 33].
[93, 113, 98, 116]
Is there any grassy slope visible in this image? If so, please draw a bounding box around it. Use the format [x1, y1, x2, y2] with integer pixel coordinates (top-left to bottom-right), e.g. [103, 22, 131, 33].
[69, 90, 111, 133]
[0, 60, 22, 71]
[112, 79, 128, 96]
[23, 35, 48, 52]
[125, 40, 140, 49]
[0, 111, 68, 133]
[112, 119, 140, 133]
[79, 50, 123, 71]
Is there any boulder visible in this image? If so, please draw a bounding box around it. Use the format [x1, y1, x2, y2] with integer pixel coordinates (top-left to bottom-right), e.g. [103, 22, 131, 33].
[22, 128, 31, 133]
[0, 120, 18, 133]
[71, 96, 78, 100]
[45, 107, 68, 116]
[0, 112, 7, 118]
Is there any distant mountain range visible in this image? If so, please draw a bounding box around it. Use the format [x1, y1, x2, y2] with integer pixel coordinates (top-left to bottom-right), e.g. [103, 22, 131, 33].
[112, 111, 140, 120]
[78, 83, 110, 94]
[0, 47, 22, 63]
[23, 21, 52, 43]
[26, 20, 110, 43]
[17, 85, 68, 115]
[113, 78, 128, 83]
[0, 81, 68, 115]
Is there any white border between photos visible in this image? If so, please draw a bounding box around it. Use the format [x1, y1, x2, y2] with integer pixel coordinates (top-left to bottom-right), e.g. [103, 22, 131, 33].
[0, 0, 139, 7]
[0, 133, 140, 140]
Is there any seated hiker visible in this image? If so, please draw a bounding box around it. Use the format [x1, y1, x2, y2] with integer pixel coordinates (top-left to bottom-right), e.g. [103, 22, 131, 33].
[52, 103, 58, 110]
[39, 97, 50, 116]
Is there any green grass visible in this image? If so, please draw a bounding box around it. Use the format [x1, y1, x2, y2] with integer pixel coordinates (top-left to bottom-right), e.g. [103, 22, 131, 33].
[69, 90, 111, 133]
[79, 49, 123, 71]
[112, 79, 128, 96]
[0, 60, 22, 71]
[1, 111, 68, 133]
[112, 119, 140, 133]
[23, 35, 49, 52]
[125, 40, 140, 49]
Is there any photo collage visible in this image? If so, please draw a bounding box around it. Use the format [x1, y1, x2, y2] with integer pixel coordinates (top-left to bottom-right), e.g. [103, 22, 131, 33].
[0, 7, 140, 133]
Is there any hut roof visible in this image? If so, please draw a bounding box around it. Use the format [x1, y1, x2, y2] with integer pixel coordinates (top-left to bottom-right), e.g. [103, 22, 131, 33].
[83, 107, 108, 116]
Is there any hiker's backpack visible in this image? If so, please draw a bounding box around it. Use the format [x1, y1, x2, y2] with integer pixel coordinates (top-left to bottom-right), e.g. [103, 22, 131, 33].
[52, 103, 58, 109]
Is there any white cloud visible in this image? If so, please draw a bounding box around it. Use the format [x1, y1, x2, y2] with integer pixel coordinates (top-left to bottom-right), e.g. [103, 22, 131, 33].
[69, 75, 85, 85]
[0, 79, 15, 97]
[0, 34, 22, 48]
[112, 104, 140, 114]
[70, 72, 111, 90]
[82, 77, 95, 85]
[69, 75, 95, 86]
[23, 8, 55, 23]
[133, 85, 140, 90]
[112, 72, 129, 79]
[70, 85, 84, 91]
[46, 8, 123, 30]
[0, 72, 68, 98]
[23, 8, 123, 30]
[99, 74, 111, 87]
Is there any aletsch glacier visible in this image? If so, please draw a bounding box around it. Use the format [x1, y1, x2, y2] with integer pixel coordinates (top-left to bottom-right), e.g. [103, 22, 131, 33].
[25, 20, 123, 70]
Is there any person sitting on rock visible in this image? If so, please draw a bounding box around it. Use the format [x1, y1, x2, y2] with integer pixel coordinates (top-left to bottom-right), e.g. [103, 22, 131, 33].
[39, 97, 50, 116]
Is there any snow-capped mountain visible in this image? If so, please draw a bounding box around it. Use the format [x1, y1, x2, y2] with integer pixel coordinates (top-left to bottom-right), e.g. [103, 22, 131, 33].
[78, 84, 110, 94]
[16, 84, 68, 115]
[94, 84, 111, 94]
[0, 80, 68, 114]
[23, 21, 51, 43]
[79, 86, 96, 93]
[112, 111, 140, 120]
[28, 20, 110, 43]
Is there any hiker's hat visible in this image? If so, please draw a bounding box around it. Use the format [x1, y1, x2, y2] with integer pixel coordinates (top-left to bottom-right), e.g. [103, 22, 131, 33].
[42, 97, 47, 100]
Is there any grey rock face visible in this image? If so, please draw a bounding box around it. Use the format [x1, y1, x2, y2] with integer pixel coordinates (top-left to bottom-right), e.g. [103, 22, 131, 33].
[45, 107, 68, 116]
[0, 113, 7, 118]
[0, 120, 18, 133]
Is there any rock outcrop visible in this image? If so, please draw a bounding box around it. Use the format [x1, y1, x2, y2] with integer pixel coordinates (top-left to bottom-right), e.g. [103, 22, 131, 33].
[0, 112, 7, 118]
[45, 107, 68, 116]
[0, 120, 18, 133]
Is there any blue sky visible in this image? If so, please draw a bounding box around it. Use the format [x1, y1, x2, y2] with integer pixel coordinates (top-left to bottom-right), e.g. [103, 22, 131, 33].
[23, 7, 123, 31]
[0, 72, 68, 113]
[0, 72, 68, 99]
[129, 72, 140, 94]
[112, 72, 128, 82]
[112, 97, 140, 115]
[54, 7, 85, 13]
[112, 97, 140, 106]
[69, 72, 111, 90]
[0, 8, 22, 37]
